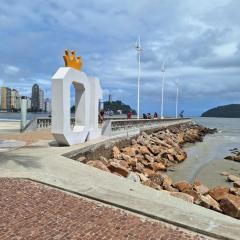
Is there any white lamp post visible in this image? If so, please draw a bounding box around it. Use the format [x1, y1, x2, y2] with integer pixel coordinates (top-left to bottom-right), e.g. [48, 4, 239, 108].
[160, 61, 166, 119]
[175, 80, 179, 119]
[135, 36, 143, 119]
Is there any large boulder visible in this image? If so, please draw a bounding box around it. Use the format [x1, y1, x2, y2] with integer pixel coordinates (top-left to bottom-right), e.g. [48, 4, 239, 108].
[99, 156, 109, 165]
[175, 153, 186, 162]
[135, 162, 145, 173]
[184, 189, 200, 202]
[170, 192, 194, 203]
[224, 155, 235, 161]
[148, 145, 161, 155]
[167, 154, 175, 162]
[160, 173, 173, 186]
[194, 184, 209, 195]
[176, 133, 184, 144]
[233, 181, 240, 188]
[122, 146, 136, 157]
[234, 156, 240, 162]
[220, 194, 240, 219]
[220, 171, 230, 176]
[108, 162, 129, 177]
[139, 146, 151, 155]
[229, 188, 240, 197]
[209, 186, 229, 201]
[173, 181, 192, 192]
[144, 154, 154, 164]
[227, 175, 240, 182]
[137, 173, 148, 182]
[126, 158, 137, 167]
[112, 146, 121, 159]
[151, 162, 166, 171]
[112, 159, 129, 169]
[143, 168, 155, 176]
[137, 136, 149, 146]
[142, 180, 161, 190]
[86, 160, 110, 172]
[196, 194, 222, 212]
[163, 182, 179, 192]
[149, 173, 164, 186]
[121, 153, 132, 162]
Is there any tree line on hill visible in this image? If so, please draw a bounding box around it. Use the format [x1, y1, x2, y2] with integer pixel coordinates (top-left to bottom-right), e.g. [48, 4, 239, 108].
[201, 104, 240, 118]
[71, 100, 136, 115]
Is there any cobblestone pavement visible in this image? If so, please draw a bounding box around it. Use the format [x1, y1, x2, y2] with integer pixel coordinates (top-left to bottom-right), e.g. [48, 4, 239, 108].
[0, 178, 213, 240]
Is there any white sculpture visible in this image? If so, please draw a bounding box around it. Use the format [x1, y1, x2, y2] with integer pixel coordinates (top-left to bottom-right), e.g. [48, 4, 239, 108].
[51, 50, 102, 146]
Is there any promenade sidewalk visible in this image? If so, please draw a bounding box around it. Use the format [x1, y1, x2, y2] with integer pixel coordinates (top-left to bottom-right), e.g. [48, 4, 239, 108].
[0, 121, 20, 133]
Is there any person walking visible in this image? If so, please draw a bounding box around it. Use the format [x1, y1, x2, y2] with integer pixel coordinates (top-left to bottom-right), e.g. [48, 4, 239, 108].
[98, 110, 105, 124]
[127, 111, 132, 119]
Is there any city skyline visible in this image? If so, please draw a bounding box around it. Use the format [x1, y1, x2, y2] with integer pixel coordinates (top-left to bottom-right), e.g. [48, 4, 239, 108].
[0, 1, 240, 116]
[0, 84, 51, 112]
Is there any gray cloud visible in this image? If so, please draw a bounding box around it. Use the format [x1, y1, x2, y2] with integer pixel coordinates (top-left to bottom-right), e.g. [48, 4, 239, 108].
[0, 0, 239, 115]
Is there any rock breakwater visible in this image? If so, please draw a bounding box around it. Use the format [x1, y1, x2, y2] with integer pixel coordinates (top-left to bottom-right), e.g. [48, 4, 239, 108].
[79, 122, 240, 219]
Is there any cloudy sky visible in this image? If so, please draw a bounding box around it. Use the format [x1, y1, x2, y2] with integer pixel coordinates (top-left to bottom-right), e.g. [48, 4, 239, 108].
[0, 0, 240, 116]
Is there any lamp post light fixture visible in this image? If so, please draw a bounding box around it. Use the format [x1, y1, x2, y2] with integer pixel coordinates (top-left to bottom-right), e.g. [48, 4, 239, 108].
[175, 79, 179, 119]
[160, 61, 166, 119]
[135, 36, 144, 119]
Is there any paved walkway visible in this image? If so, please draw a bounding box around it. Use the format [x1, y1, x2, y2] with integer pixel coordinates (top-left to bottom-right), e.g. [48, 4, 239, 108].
[0, 178, 212, 240]
[0, 122, 240, 240]
[0, 121, 20, 133]
[0, 129, 53, 145]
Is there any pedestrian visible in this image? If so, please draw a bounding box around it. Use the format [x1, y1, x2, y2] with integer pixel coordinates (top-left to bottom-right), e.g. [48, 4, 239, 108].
[127, 111, 132, 119]
[99, 110, 104, 124]
[143, 113, 147, 119]
[154, 112, 158, 118]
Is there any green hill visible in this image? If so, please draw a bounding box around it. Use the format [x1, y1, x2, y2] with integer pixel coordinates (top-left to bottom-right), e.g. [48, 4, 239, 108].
[201, 104, 240, 118]
[104, 100, 136, 115]
[71, 100, 136, 115]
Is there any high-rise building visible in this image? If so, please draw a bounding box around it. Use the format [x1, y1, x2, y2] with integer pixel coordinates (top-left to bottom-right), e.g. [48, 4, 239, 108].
[16, 94, 21, 110]
[39, 89, 44, 111]
[31, 84, 40, 111]
[11, 89, 21, 110]
[108, 94, 112, 103]
[1, 87, 11, 111]
[26, 97, 31, 110]
[44, 98, 51, 112]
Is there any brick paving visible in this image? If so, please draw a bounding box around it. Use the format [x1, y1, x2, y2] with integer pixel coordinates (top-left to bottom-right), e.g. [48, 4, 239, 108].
[0, 178, 213, 240]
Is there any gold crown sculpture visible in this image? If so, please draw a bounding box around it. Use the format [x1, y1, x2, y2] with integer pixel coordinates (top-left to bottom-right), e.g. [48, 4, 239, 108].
[63, 49, 82, 70]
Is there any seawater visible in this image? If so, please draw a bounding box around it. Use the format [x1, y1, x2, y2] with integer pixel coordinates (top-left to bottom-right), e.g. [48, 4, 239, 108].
[168, 117, 240, 185]
[0, 112, 50, 121]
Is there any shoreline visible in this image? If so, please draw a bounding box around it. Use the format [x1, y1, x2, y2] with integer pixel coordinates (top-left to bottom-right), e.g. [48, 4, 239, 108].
[167, 127, 240, 188]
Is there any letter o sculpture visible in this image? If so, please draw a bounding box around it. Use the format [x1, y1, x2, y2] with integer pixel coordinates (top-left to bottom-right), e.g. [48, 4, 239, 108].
[51, 67, 102, 145]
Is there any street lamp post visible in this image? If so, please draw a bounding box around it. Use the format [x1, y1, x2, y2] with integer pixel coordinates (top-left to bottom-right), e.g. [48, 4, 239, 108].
[135, 36, 143, 119]
[160, 62, 166, 119]
[175, 80, 179, 119]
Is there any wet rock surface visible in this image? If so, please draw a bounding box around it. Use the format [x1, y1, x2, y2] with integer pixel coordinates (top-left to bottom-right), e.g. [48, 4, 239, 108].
[83, 122, 240, 220]
[224, 147, 240, 162]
